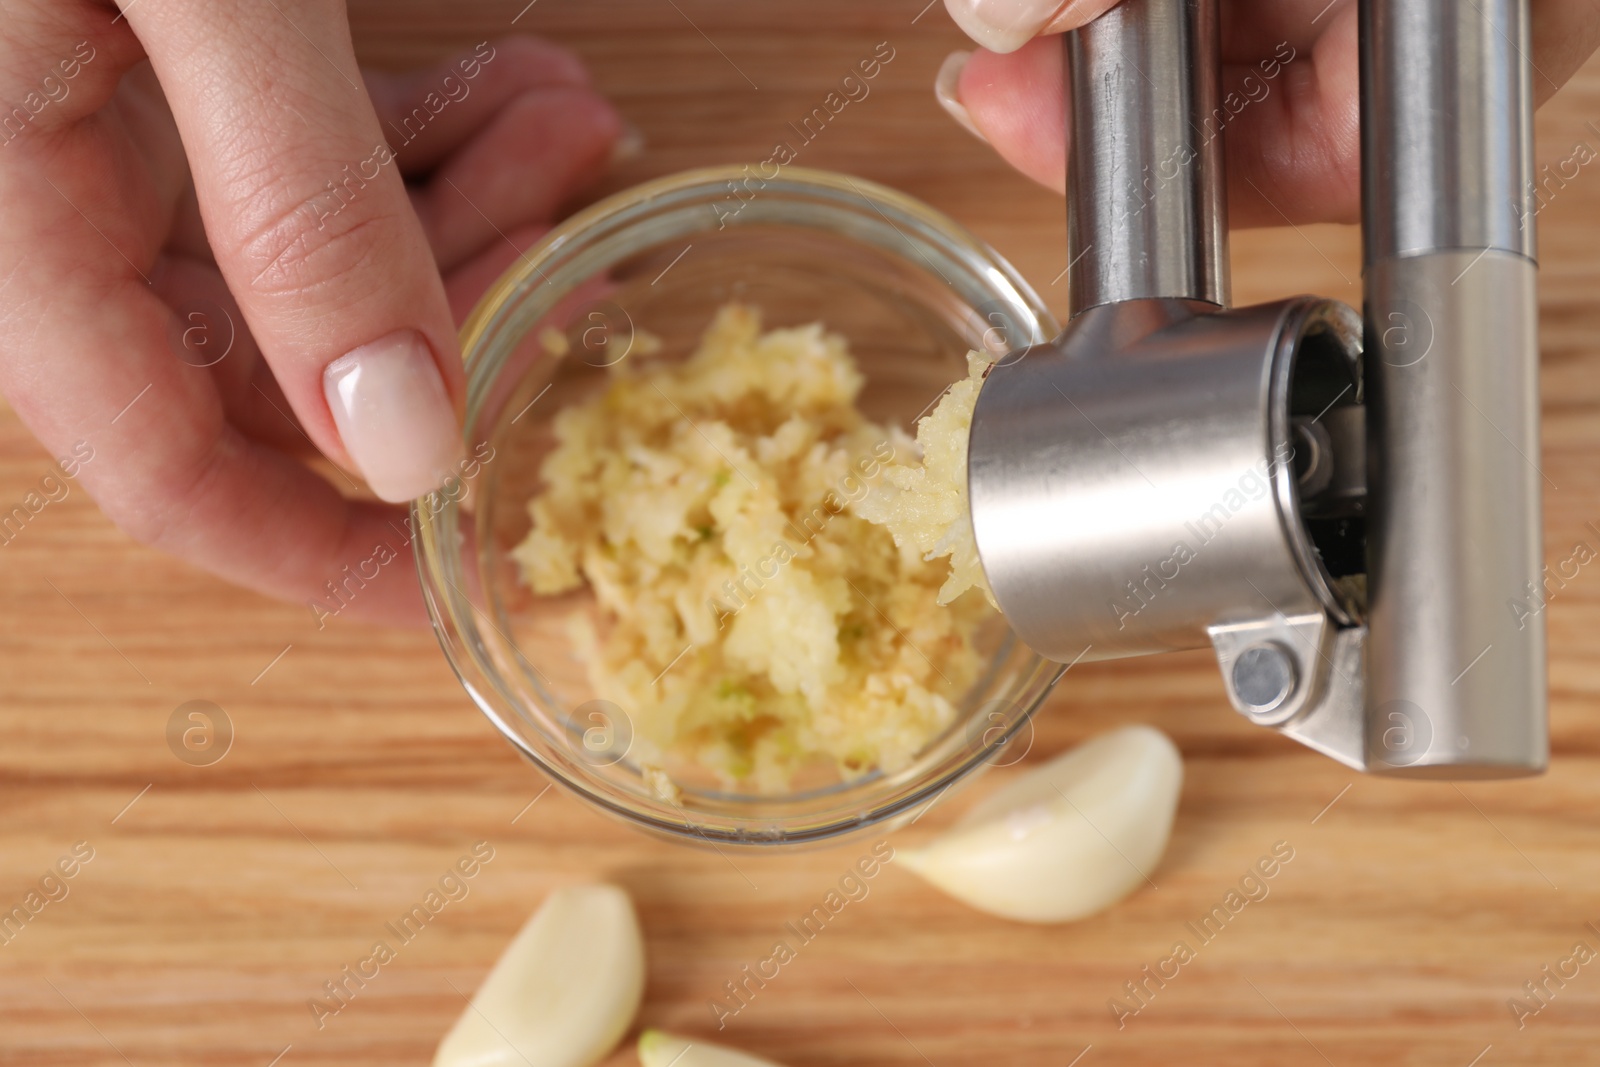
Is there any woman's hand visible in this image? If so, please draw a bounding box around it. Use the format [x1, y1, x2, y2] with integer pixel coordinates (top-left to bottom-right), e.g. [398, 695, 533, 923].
[937, 0, 1600, 226]
[0, 2, 624, 622]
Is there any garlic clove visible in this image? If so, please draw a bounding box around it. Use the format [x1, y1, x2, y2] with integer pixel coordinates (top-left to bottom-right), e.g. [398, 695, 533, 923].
[433, 883, 645, 1067]
[637, 1030, 786, 1067]
[899, 725, 1182, 923]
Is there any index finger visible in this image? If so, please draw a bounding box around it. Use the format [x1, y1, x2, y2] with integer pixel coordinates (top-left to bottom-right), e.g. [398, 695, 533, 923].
[121, 0, 467, 503]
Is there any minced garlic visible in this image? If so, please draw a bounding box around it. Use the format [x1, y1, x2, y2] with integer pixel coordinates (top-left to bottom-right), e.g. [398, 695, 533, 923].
[855, 350, 995, 608]
[513, 305, 993, 790]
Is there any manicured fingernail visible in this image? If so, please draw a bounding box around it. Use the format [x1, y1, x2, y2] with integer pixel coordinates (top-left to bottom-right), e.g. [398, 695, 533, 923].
[323, 331, 464, 503]
[609, 121, 646, 166]
[935, 51, 987, 144]
[944, 0, 1068, 53]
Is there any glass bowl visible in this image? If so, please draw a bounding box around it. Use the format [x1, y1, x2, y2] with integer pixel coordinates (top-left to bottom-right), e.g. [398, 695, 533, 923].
[413, 166, 1063, 848]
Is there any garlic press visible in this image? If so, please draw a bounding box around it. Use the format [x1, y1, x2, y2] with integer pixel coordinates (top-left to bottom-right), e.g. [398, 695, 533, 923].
[968, 0, 1546, 776]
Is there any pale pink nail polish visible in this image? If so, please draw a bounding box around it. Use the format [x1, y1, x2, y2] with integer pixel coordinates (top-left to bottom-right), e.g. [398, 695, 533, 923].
[945, 0, 1073, 54]
[323, 331, 465, 503]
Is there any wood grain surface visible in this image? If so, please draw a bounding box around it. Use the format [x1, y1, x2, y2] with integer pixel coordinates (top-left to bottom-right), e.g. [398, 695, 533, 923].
[5, 2, 1600, 1064]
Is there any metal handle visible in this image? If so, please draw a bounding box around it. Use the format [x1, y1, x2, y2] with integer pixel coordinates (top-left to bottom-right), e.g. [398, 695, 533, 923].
[1360, 0, 1547, 775]
[1065, 0, 1228, 314]
[1361, 0, 1536, 262]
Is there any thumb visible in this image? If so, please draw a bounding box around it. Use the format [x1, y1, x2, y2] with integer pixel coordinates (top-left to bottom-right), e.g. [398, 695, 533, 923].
[123, 0, 466, 502]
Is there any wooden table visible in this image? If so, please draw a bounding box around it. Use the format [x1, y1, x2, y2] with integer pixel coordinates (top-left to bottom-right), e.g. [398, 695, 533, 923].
[5, 2, 1600, 1064]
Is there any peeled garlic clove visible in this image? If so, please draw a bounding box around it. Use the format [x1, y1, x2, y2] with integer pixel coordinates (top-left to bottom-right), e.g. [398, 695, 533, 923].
[638, 1030, 786, 1067]
[433, 883, 645, 1067]
[900, 725, 1182, 923]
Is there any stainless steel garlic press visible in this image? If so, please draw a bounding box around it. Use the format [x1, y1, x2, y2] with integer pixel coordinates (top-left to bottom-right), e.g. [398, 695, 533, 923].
[968, 0, 1546, 776]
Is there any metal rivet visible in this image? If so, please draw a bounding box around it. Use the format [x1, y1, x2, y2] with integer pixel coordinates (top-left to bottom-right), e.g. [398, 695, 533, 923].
[1231, 644, 1296, 714]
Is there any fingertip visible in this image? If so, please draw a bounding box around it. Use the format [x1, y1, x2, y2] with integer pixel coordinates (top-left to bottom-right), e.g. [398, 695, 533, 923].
[935, 51, 986, 143]
[498, 84, 623, 167]
[942, 0, 1117, 53]
[1224, 10, 1362, 228]
[959, 39, 1067, 193]
[477, 35, 593, 89]
[943, 0, 1056, 53]
[554, 83, 626, 162]
[323, 330, 466, 504]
